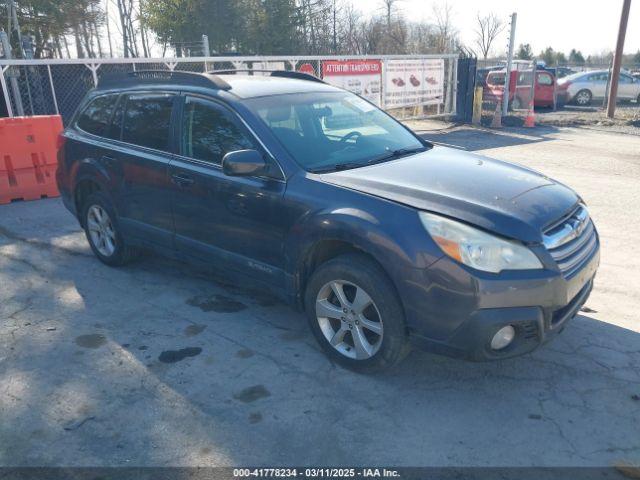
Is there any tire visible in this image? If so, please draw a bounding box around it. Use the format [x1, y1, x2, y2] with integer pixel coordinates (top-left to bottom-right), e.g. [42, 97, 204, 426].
[304, 253, 409, 372]
[574, 89, 592, 106]
[81, 191, 138, 266]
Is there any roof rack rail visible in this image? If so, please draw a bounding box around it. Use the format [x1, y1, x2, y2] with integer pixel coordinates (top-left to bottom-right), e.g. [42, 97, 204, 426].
[207, 69, 325, 84]
[98, 70, 231, 90]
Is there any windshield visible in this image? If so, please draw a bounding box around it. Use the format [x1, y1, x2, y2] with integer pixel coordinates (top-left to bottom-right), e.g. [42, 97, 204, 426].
[561, 72, 587, 82]
[246, 91, 427, 172]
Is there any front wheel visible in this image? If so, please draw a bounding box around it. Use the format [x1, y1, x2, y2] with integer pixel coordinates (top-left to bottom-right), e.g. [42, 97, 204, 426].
[304, 254, 409, 372]
[81, 191, 138, 266]
[574, 89, 592, 106]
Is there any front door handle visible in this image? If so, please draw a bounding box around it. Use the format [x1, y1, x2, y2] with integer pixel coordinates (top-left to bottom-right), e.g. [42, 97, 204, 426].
[171, 173, 195, 187]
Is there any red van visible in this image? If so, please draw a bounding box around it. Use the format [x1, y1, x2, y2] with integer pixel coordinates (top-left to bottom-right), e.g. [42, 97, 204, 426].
[483, 69, 556, 109]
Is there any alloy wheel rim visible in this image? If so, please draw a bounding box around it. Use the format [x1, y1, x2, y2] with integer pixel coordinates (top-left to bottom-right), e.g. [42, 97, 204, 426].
[87, 205, 116, 257]
[577, 92, 590, 104]
[315, 280, 383, 360]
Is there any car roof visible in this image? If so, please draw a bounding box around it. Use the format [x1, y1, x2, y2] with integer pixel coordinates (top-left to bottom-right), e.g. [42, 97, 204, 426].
[95, 71, 342, 100]
[562, 71, 591, 81]
[210, 73, 341, 99]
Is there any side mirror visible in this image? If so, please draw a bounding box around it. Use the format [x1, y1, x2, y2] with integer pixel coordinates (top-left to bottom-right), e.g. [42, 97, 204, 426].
[222, 149, 268, 177]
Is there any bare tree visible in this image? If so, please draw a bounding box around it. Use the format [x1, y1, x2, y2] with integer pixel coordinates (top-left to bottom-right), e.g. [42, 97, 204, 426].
[432, 1, 456, 53]
[377, 0, 407, 53]
[105, 0, 114, 57]
[116, 0, 130, 57]
[381, 0, 398, 30]
[474, 12, 504, 59]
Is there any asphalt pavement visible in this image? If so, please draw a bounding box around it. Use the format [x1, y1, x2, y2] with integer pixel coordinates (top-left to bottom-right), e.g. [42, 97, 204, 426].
[1, 124, 639, 468]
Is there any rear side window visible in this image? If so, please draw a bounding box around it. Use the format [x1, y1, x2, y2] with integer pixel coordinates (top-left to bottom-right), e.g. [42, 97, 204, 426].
[588, 73, 607, 82]
[105, 95, 125, 140]
[537, 73, 553, 85]
[181, 98, 255, 165]
[76, 95, 118, 136]
[122, 94, 175, 152]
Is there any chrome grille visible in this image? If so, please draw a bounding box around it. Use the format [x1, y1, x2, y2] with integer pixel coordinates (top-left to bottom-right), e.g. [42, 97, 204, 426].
[543, 205, 598, 278]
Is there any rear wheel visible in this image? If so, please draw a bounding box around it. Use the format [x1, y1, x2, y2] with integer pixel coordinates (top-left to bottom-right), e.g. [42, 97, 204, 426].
[304, 254, 409, 371]
[81, 191, 138, 266]
[574, 89, 592, 106]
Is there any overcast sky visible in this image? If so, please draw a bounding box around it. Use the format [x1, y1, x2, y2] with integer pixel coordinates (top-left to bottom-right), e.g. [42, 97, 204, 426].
[352, 0, 640, 56]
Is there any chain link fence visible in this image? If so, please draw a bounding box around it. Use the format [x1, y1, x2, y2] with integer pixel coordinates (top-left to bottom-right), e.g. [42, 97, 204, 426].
[473, 59, 539, 126]
[0, 55, 458, 124]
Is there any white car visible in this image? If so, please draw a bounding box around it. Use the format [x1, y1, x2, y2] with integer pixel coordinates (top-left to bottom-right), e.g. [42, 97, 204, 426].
[558, 70, 640, 106]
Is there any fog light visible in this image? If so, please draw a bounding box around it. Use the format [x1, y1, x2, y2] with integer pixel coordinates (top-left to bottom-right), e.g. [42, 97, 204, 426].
[491, 325, 515, 350]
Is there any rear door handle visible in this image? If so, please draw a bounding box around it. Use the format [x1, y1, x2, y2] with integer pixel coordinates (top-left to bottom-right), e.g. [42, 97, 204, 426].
[171, 173, 195, 187]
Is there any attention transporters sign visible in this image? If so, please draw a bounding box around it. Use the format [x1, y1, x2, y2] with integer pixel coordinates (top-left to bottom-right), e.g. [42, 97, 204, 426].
[384, 58, 445, 108]
[322, 59, 382, 106]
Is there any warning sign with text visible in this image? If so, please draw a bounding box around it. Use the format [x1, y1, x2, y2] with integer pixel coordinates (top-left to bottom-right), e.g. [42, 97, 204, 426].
[322, 59, 382, 106]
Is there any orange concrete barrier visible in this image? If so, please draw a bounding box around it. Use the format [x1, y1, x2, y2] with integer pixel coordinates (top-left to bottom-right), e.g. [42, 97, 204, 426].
[0, 115, 63, 205]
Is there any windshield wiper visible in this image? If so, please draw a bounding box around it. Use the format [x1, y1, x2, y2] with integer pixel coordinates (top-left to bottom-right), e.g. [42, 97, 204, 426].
[309, 146, 428, 174]
[310, 162, 364, 173]
[365, 146, 428, 165]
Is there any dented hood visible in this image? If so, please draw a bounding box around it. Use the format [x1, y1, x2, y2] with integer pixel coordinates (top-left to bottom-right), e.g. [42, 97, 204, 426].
[319, 145, 580, 243]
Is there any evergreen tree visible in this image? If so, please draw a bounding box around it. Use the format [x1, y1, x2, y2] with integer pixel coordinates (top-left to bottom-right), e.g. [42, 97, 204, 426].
[539, 47, 555, 66]
[516, 43, 533, 60]
[569, 49, 585, 65]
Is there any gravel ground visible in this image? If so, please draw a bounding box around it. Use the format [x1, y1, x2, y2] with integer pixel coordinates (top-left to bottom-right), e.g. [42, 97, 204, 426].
[470, 101, 640, 136]
[533, 104, 640, 135]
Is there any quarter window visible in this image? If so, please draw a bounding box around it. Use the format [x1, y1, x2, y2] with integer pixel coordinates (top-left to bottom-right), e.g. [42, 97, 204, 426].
[121, 94, 175, 152]
[76, 95, 118, 137]
[181, 98, 255, 165]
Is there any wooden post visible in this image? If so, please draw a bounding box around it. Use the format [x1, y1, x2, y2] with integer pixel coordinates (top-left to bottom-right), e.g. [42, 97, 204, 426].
[472, 86, 483, 125]
[607, 0, 632, 118]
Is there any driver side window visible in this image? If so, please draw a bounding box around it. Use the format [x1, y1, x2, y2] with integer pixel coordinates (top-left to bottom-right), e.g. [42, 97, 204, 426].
[181, 97, 256, 165]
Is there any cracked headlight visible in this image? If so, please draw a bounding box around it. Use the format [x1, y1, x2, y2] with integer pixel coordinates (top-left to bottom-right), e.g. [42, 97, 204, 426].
[419, 211, 543, 273]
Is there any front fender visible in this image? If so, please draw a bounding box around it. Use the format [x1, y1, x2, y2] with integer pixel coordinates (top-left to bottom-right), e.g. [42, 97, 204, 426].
[284, 197, 443, 302]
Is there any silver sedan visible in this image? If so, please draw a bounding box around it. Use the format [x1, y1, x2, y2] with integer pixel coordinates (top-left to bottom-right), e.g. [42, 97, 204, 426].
[558, 69, 640, 106]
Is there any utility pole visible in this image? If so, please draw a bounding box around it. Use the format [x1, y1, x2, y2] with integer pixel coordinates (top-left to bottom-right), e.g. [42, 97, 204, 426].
[0, 29, 24, 115]
[332, 0, 337, 54]
[502, 13, 517, 117]
[201, 35, 210, 57]
[202, 35, 210, 72]
[607, 0, 632, 118]
[8, 0, 25, 58]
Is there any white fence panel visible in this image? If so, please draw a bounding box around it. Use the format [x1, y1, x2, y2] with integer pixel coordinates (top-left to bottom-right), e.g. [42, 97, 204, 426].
[0, 54, 458, 123]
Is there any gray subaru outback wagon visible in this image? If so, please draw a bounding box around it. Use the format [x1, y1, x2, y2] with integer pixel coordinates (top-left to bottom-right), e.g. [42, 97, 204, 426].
[56, 70, 600, 371]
